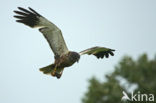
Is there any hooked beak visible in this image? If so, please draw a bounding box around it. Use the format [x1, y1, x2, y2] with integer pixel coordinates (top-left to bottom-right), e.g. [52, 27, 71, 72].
[77, 57, 80, 63]
[76, 54, 80, 63]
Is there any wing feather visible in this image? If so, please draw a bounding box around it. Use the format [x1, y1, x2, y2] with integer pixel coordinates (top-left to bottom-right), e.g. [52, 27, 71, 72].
[14, 7, 69, 56]
[79, 46, 115, 59]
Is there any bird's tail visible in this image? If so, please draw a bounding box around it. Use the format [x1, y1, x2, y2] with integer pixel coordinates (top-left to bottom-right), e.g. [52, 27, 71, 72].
[40, 64, 55, 74]
[39, 64, 64, 79]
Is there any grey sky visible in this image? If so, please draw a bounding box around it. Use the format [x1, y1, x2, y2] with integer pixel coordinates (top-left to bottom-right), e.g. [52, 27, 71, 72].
[0, 0, 156, 103]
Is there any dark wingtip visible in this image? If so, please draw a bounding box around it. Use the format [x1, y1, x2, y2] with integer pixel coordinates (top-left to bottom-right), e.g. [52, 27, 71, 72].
[94, 48, 115, 59]
[16, 20, 24, 23]
[18, 7, 26, 10]
[28, 7, 33, 10]
[14, 15, 25, 19]
[13, 7, 41, 27]
[111, 49, 115, 51]
[18, 7, 22, 9]
[28, 7, 41, 16]
[13, 10, 16, 13]
[17, 7, 27, 12]
[13, 10, 19, 14]
[105, 53, 109, 58]
[109, 51, 114, 56]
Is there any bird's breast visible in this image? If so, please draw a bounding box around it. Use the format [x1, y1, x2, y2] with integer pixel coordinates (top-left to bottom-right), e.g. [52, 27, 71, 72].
[55, 54, 76, 68]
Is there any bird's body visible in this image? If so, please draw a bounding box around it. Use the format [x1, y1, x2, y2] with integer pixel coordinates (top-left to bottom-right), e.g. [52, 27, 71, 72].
[54, 51, 80, 69]
[40, 51, 80, 78]
[14, 7, 115, 79]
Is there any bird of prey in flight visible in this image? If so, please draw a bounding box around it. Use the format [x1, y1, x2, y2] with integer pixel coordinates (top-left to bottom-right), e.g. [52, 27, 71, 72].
[14, 7, 115, 79]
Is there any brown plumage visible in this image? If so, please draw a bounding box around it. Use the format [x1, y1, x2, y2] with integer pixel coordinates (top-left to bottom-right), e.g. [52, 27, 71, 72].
[14, 7, 115, 79]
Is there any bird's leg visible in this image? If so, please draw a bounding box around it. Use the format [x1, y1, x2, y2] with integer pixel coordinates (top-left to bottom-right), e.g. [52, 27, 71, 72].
[51, 65, 57, 76]
[55, 68, 64, 79]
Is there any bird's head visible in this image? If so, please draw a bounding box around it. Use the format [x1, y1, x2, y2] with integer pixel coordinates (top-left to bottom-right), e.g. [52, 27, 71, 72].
[69, 51, 80, 63]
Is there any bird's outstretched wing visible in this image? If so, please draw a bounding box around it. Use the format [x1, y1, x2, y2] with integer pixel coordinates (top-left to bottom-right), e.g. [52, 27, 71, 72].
[79, 46, 115, 59]
[14, 7, 69, 57]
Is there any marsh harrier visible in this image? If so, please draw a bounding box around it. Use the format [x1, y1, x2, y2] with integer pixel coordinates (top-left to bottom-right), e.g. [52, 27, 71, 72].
[14, 7, 115, 79]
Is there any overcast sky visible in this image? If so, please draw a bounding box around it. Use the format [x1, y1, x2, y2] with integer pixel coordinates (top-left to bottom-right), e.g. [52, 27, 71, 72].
[0, 0, 156, 103]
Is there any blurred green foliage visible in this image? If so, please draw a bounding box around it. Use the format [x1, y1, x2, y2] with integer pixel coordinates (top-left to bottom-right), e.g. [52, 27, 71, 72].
[82, 54, 156, 103]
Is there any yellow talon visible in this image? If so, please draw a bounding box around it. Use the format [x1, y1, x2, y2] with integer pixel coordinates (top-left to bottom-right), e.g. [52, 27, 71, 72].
[51, 68, 57, 76]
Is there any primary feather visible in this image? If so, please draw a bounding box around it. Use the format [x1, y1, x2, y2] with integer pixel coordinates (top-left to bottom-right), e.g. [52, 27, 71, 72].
[79, 46, 115, 59]
[14, 7, 69, 57]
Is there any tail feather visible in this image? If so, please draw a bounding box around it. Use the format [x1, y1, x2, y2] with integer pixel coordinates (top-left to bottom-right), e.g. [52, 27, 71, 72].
[40, 64, 55, 74]
[40, 64, 64, 79]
